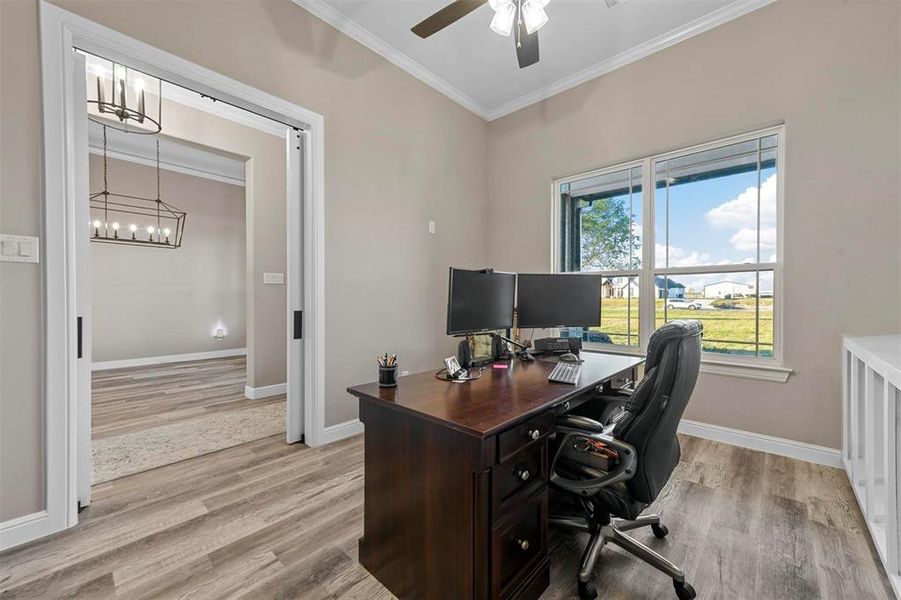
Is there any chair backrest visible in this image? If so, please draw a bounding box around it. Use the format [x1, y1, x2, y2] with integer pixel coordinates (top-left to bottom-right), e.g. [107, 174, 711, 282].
[612, 320, 702, 505]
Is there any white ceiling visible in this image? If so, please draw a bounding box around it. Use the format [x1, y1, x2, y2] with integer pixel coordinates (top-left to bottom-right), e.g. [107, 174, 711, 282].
[294, 0, 773, 120]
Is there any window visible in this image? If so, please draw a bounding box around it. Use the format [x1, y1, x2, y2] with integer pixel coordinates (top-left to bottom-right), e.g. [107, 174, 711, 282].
[556, 128, 781, 363]
[559, 165, 642, 347]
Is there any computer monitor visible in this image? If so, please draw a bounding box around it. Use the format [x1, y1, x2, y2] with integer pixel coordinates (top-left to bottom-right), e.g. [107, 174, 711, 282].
[446, 268, 516, 335]
[516, 273, 603, 328]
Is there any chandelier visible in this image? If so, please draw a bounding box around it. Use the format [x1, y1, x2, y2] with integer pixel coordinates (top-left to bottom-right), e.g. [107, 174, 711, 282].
[488, 0, 550, 38]
[89, 125, 186, 249]
[86, 55, 162, 135]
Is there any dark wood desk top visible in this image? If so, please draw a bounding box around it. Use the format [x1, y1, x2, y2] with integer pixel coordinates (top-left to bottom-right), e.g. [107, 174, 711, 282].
[347, 352, 645, 438]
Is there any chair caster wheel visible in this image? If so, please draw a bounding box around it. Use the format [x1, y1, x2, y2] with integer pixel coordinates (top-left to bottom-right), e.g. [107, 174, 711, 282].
[674, 580, 696, 599]
[652, 523, 669, 538]
[578, 581, 598, 599]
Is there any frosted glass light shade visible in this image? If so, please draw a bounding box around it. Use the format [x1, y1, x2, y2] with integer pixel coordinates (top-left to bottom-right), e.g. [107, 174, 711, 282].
[521, 0, 548, 34]
[490, 1, 516, 36]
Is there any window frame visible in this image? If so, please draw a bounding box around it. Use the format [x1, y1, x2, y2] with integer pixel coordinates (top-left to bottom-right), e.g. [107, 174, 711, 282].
[551, 125, 786, 374]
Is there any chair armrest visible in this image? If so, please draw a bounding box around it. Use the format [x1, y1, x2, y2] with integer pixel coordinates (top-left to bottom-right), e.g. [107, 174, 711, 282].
[556, 414, 606, 433]
[550, 426, 637, 497]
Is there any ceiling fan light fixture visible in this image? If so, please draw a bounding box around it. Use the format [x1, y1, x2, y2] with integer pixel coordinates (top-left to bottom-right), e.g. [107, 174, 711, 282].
[489, 1, 516, 36]
[521, 0, 549, 35]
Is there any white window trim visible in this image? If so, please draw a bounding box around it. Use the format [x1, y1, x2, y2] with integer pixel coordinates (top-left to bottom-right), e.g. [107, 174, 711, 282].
[551, 126, 791, 382]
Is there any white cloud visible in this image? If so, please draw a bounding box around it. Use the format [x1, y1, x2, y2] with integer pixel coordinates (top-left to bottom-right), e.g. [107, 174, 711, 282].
[706, 174, 777, 230]
[729, 227, 776, 252]
[655, 243, 710, 267]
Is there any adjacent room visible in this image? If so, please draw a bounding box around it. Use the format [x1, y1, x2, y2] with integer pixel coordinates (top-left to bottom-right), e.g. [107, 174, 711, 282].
[81, 52, 298, 483]
[1, 1, 899, 599]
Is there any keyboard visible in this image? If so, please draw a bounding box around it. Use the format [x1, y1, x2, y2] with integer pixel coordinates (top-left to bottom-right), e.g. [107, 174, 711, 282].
[548, 362, 582, 385]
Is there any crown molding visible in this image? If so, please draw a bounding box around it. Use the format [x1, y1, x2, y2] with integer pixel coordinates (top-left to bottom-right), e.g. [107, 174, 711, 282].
[87, 146, 245, 186]
[292, 0, 775, 122]
[88, 121, 246, 185]
[291, 0, 492, 120]
[485, 0, 777, 120]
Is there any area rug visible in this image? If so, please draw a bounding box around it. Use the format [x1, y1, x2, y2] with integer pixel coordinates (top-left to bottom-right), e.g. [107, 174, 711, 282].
[92, 401, 286, 483]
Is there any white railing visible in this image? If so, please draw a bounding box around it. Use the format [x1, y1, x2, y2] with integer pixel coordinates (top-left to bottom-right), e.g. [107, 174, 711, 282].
[843, 334, 901, 598]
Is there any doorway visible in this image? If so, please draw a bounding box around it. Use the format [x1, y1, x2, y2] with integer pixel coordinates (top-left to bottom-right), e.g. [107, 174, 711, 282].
[38, 1, 325, 540]
[83, 84, 295, 482]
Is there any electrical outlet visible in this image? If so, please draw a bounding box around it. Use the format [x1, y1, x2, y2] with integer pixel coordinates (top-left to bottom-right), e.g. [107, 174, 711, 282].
[263, 272, 284, 285]
[401, 370, 409, 377]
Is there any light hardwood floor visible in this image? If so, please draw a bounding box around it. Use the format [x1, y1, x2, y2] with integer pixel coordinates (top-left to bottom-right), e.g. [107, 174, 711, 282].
[0, 434, 891, 599]
[92, 357, 280, 440]
[91, 357, 286, 482]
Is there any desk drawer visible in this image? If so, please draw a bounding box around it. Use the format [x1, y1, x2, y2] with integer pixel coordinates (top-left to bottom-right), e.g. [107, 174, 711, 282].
[497, 411, 554, 463]
[491, 488, 548, 599]
[492, 440, 547, 517]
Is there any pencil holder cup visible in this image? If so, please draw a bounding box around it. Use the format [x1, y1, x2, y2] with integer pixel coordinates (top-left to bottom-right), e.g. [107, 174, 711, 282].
[378, 365, 398, 388]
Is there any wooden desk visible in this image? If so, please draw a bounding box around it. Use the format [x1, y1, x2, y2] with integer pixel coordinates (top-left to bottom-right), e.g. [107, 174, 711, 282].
[347, 352, 645, 600]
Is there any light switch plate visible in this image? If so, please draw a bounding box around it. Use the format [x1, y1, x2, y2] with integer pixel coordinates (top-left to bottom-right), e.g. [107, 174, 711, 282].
[263, 272, 285, 285]
[0, 234, 39, 263]
[428, 220, 436, 234]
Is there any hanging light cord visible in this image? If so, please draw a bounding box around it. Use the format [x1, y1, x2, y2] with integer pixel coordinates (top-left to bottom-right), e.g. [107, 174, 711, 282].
[102, 125, 109, 229]
[156, 137, 162, 236]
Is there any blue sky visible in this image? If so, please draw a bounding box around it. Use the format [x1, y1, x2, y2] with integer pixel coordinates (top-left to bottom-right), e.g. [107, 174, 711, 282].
[583, 167, 777, 294]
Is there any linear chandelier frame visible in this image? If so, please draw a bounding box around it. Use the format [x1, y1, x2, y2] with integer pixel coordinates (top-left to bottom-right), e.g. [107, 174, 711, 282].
[89, 125, 186, 248]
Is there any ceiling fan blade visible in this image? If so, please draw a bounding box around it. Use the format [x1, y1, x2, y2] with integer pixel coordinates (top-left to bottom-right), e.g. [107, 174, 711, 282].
[516, 25, 539, 68]
[411, 0, 487, 38]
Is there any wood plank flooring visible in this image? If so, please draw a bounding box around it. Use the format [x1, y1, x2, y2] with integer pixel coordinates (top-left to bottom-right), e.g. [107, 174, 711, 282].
[0, 434, 892, 599]
[91, 357, 286, 483]
[92, 357, 280, 440]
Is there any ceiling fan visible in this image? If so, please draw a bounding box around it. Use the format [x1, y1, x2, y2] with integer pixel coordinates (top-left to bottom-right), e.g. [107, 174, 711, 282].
[411, 0, 551, 69]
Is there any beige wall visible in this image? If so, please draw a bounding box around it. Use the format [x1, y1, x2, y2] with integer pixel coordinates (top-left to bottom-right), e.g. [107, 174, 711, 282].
[487, 0, 901, 449]
[0, 0, 44, 521]
[144, 98, 288, 390]
[90, 156, 246, 362]
[0, 0, 490, 521]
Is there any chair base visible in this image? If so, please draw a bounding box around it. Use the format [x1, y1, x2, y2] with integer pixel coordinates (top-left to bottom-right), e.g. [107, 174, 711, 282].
[549, 513, 696, 600]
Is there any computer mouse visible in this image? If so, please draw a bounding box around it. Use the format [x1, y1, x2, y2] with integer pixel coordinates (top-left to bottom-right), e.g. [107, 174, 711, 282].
[559, 353, 580, 363]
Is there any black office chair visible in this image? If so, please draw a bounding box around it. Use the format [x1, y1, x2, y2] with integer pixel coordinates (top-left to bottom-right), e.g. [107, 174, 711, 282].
[548, 320, 703, 600]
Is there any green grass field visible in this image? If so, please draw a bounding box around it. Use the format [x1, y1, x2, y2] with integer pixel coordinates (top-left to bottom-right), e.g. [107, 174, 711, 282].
[588, 297, 774, 357]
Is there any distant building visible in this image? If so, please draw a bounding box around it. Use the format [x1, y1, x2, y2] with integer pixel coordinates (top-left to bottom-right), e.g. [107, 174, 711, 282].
[703, 280, 755, 298]
[602, 277, 685, 299]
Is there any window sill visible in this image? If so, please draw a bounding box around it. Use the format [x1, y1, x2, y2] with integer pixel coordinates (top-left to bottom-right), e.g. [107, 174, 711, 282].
[699, 359, 792, 383]
[581, 346, 792, 383]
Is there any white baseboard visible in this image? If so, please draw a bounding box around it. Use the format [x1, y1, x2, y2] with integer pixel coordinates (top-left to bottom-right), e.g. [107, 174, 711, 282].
[0, 510, 51, 552]
[678, 419, 842, 468]
[92, 348, 247, 371]
[244, 383, 287, 399]
[320, 419, 364, 445]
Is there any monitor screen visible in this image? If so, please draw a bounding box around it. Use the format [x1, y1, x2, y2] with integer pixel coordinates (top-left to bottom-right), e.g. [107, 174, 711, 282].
[446, 268, 516, 335]
[516, 273, 602, 328]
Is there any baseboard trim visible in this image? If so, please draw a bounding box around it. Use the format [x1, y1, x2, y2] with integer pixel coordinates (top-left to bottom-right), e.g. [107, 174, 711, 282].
[320, 419, 364, 445]
[0, 510, 51, 552]
[678, 419, 842, 468]
[92, 348, 247, 371]
[244, 383, 287, 400]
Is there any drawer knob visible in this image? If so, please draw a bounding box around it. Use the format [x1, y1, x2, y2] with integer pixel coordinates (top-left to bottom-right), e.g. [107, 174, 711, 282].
[515, 538, 530, 551]
[527, 429, 541, 440]
[515, 466, 531, 481]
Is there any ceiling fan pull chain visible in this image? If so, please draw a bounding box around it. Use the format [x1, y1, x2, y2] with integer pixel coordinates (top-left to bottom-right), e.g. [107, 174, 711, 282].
[516, 0, 522, 48]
